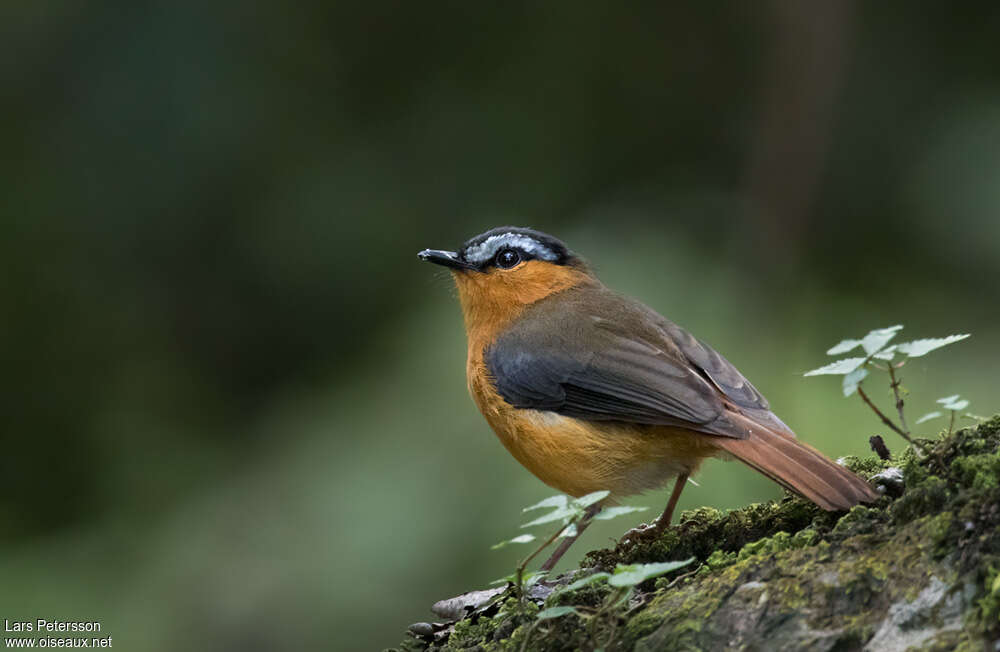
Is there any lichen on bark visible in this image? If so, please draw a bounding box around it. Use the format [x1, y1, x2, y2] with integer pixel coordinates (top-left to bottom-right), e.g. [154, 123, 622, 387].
[392, 416, 1000, 651]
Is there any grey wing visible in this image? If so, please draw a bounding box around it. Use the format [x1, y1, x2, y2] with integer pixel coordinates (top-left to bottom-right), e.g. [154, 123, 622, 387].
[484, 309, 753, 439]
[660, 321, 769, 410]
[652, 314, 797, 436]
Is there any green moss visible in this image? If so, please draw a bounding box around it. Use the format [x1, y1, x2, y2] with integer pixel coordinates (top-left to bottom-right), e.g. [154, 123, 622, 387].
[546, 577, 610, 609]
[924, 511, 955, 551]
[448, 615, 501, 649]
[830, 505, 883, 538]
[395, 415, 1000, 651]
[951, 453, 1000, 490]
[584, 495, 833, 571]
[737, 530, 787, 560]
[792, 527, 819, 547]
[392, 637, 429, 652]
[837, 453, 896, 476]
[890, 474, 949, 524]
[623, 606, 682, 643]
[699, 549, 737, 572]
[730, 528, 820, 561]
[976, 565, 1000, 630]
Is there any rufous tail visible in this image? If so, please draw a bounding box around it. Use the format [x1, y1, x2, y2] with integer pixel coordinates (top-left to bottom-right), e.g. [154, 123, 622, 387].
[713, 416, 878, 511]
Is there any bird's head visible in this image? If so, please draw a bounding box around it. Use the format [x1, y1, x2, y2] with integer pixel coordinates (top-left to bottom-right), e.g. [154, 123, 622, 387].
[418, 226, 594, 331]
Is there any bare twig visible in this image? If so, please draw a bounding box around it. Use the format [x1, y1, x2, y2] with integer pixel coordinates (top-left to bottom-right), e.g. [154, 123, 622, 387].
[518, 619, 544, 652]
[856, 385, 905, 437]
[514, 526, 563, 598]
[948, 410, 955, 437]
[658, 567, 699, 593]
[856, 384, 930, 454]
[886, 361, 910, 436]
[868, 435, 891, 461]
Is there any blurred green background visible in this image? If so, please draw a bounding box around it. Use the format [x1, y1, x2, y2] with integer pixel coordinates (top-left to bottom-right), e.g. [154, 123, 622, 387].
[2, 2, 998, 650]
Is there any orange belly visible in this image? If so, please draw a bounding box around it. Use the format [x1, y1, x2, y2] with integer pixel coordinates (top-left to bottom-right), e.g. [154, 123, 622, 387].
[468, 362, 717, 498]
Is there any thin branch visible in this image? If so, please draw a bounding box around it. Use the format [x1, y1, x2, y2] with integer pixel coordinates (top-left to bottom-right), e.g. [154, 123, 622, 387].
[518, 619, 543, 652]
[856, 384, 930, 454]
[886, 361, 910, 436]
[856, 385, 905, 437]
[515, 525, 564, 596]
[657, 567, 699, 593]
[868, 435, 891, 461]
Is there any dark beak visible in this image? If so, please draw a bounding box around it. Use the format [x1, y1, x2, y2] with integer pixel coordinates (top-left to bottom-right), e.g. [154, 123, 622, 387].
[417, 249, 474, 270]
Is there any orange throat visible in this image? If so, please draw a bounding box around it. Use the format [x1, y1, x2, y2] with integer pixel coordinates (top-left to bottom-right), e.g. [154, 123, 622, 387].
[451, 260, 592, 346]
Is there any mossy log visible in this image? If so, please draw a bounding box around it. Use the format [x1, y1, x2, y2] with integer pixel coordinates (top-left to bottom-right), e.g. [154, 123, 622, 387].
[393, 417, 1000, 651]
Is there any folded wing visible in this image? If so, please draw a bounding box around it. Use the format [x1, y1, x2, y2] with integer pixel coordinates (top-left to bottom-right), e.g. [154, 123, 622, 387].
[485, 288, 772, 439]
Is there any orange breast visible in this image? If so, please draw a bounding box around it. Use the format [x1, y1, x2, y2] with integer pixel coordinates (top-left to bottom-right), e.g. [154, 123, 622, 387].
[466, 354, 716, 498]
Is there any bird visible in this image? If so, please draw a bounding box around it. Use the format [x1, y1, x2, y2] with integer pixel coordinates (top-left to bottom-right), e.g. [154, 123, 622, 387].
[418, 226, 877, 571]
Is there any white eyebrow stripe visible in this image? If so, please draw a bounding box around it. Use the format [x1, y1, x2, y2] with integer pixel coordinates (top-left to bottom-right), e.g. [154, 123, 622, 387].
[463, 233, 558, 264]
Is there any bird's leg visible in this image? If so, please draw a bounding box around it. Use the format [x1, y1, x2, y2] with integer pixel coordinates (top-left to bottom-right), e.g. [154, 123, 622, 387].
[652, 473, 689, 534]
[538, 503, 601, 572]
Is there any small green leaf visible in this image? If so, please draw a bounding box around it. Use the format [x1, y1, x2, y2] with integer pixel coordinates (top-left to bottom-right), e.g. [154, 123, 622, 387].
[491, 534, 537, 550]
[915, 411, 943, 425]
[804, 357, 866, 376]
[573, 490, 610, 509]
[557, 572, 611, 593]
[936, 394, 970, 411]
[525, 571, 548, 587]
[842, 367, 869, 397]
[860, 325, 904, 355]
[558, 523, 577, 538]
[491, 570, 548, 586]
[896, 334, 970, 357]
[608, 558, 694, 587]
[826, 339, 861, 355]
[594, 505, 649, 520]
[535, 606, 577, 620]
[490, 572, 516, 586]
[872, 345, 897, 361]
[523, 495, 568, 512]
[521, 506, 575, 528]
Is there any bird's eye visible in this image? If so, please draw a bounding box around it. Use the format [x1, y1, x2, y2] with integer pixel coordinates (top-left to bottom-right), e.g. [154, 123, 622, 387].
[494, 248, 521, 269]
